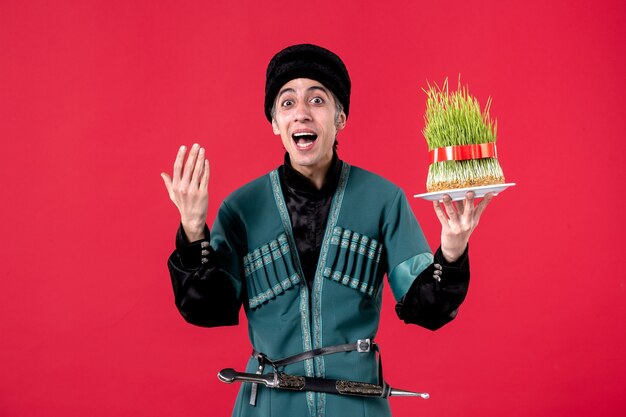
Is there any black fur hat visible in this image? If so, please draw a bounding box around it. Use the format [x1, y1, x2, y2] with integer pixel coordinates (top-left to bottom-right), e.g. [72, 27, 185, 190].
[264, 44, 351, 122]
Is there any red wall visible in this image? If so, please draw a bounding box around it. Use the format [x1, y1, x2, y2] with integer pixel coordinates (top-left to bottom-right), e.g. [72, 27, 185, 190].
[1, 1, 625, 416]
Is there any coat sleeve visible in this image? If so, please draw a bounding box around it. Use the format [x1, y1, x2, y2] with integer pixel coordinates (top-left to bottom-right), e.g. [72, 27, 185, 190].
[167, 201, 246, 327]
[395, 246, 470, 331]
[381, 189, 470, 331]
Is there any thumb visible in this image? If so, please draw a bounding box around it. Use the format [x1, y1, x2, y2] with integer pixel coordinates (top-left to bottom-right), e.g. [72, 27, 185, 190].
[161, 172, 174, 198]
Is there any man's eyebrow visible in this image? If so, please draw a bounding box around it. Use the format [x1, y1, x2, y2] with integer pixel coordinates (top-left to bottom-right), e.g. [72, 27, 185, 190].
[277, 87, 295, 98]
[307, 85, 330, 95]
[276, 85, 330, 98]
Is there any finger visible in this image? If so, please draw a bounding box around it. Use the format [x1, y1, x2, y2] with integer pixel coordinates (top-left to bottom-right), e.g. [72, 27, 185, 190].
[172, 145, 187, 183]
[460, 191, 476, 217]
[161, 172, 172, 192]
[191, 147, 205, 188]
[456, 199, 465, 216]
[433, 199, 450, 226]
[200, 159, 210, 190]
[442, 195, 460, 221]
[181, 143, 200, 185]
[473, 192, 494, 220]
[160, 172, 175, 201]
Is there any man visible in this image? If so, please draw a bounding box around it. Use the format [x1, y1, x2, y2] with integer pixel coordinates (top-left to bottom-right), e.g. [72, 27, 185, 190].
[161, 44, 492, 417]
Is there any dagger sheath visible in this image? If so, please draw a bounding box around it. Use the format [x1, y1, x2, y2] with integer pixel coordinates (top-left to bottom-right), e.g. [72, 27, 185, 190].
[218, 368, 429, 399]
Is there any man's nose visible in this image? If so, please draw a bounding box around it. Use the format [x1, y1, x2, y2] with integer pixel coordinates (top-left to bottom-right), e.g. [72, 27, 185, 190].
[294, 101, 312, 122]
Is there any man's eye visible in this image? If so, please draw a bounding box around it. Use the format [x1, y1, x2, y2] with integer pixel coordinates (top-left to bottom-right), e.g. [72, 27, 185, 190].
[311, 97, 324, 104]
[282, 99, 294, 107]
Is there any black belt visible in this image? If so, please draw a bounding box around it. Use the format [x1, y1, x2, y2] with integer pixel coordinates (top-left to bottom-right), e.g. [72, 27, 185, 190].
[248, 338, 381, 406]
[217, 338, 429, 403]
[253, 338, 375, 368]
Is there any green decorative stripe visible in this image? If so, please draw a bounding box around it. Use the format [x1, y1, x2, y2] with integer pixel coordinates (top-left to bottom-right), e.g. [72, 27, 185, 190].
[242, 234, 290, 278]
[269, 170, 316, 417]
[312, 163, 351, 417]
[248, 274, 301, 308]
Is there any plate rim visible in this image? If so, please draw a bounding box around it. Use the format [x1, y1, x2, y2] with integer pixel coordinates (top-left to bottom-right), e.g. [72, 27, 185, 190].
[413, 182, 516, 200]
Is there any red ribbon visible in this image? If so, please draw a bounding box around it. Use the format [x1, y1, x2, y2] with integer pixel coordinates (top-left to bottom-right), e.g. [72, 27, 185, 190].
[429, 143, 498, 164]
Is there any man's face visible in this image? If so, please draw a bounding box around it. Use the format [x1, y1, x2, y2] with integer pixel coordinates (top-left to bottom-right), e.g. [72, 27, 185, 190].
[272, 78, 346, 176]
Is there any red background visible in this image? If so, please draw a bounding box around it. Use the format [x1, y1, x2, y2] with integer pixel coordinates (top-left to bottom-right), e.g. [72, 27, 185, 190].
[1, 1, 625, 416]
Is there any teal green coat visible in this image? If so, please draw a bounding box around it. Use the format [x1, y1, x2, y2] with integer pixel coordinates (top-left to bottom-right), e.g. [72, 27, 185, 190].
[211, 163, 433, 417]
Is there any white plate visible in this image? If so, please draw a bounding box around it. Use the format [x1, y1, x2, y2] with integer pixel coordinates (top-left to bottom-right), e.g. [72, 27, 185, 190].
[414, 183, 516, 201]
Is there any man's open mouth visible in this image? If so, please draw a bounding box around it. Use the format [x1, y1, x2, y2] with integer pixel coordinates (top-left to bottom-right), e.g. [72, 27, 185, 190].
[292, 132, 318, 149]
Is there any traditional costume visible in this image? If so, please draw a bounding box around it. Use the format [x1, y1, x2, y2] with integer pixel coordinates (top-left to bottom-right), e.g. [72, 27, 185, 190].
[167, 44, 470, 417]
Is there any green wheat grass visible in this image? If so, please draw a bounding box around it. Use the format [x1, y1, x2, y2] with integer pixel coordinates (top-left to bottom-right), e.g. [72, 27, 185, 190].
[423, 78, 504, 191]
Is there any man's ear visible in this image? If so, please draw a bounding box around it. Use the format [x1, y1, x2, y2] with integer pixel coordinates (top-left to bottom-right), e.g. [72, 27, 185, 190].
[272, 119, 280, 135]
[336, 111, 347, 131]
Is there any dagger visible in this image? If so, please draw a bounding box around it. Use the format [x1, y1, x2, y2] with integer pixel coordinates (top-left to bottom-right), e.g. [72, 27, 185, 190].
[218, 368, 429, 399]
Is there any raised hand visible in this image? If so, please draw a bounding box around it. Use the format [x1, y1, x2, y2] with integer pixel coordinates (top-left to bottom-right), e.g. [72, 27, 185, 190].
[161, 144, 209, 242]
[433, 191, 493, 262]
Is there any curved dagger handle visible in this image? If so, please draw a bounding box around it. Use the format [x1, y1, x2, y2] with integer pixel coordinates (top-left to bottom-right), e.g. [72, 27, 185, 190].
[218, 368, 279, 388]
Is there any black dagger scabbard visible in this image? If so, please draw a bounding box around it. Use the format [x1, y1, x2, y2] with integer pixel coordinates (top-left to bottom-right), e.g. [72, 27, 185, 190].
[218, 368, 429, 399]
